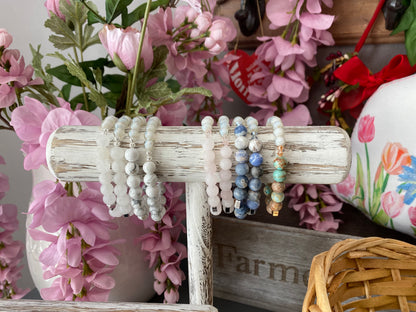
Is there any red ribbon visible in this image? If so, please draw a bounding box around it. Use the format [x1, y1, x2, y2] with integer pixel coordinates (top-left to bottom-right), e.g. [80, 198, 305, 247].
[334, 54, 416, 117]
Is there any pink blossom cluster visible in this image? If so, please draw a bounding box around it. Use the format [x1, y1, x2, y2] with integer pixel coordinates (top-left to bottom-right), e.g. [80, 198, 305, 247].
[286, 184, 342, 232]
[0, 29, 43, 110]
[138, 183, 187, 303]
[248, 0, 335, 124]
[10, 96, 101, 170]
[44, 0, 71, 21]
[28, 181, 121, 301]
[148, 2, 237, 124]
[0, 155, 30, 299]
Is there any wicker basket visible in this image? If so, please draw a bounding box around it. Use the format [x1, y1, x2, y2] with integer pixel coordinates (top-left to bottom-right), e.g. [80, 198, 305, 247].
[302, 237, 416, 312]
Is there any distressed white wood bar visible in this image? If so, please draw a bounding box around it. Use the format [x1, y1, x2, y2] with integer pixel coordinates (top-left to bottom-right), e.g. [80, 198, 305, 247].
[45, 125, 351, 307]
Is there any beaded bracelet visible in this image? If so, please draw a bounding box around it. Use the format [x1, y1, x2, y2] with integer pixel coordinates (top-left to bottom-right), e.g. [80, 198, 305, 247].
[97, 116, 118, 210]
[218, 116, 234, 214]
[233, 116, 249, 219]
[143, 116, 166, 222]
[126, 116, 148, 220]
[264, 116, 286, 217]
[246, 116, 263, 216]
[202, 116, 222, 216]
[111, 115, 133, 217]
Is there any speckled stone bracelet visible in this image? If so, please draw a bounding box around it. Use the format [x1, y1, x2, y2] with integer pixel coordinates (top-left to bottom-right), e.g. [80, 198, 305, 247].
[97, 115, 118, 211]
[143, 116, 166, 222]
[218, 115, 234, 214]
[246, 116, 263, 216]
[233, 116, 249, 219]
[264, 116, 286, 217]
[111, 115, 133, 217]
[126, 116, 148, 220]
[202, 116, 222, 216]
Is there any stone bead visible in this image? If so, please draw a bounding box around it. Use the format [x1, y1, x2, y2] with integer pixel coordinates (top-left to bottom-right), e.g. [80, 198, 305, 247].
[249, 152, 263, 167]
[144, 140, 154, 151]
[220, 146, 232, 158]
[233, 116, 244, 126]
[111, 147, 125, 160]
[234, 136, 249, 149]
[99, 172, 112, 184]
[271, 182, 285, 193]
[233, 187, 247, 201]
[142, 161, 156, 174]
[206, 185, 219, 197]
[144, 173, 158, 186]
[202, 139, 215, 151]
[205, 173, 218, 185]
[246, 199, 260, 210]
[220, 180, 232, 190]
[248, 190, 261, 202]
[273, 169, 286, 182]
[266, 204, 280, 217]
[275, 137, 285, 146]
[235, 163, 249, 176]
[271, 192, 284, 203]
[218, 115, 229, 125]
[219, 158, 232, 170]
[220, 190, 233, 200]
[248, 138, 262, 152]
[204, 150, 216, 162]
[124, 148, 140, 162]
[251, 166, 263, 178]
[273, 127, 284, 138]
[273, 156, 286, 170]
[235, 175, 249, 189]
[129, 188, 142, 200]
[201, 116, 214, 126]
[268, 200, 283, 212]
[112, 161, 125, 173]
[263, 184, 272, 196]
[125, 162, 139, 175]
[234, 124, 247, 136]
[234, 208, 247, 219]
[204, 162, 216, 172]
[219, 170, 232, 181]
[103, 193, 116, 205]
[235, 150, 248, 163]
[208, 196, 221, 207]
[248, 178, 262, 192]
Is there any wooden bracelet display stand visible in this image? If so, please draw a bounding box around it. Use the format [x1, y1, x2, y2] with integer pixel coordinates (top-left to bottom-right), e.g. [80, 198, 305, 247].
[4, 125, 350, 311]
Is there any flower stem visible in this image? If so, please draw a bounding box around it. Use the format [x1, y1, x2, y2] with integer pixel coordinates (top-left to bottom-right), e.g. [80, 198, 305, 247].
[79, 0, 107, 24]
[127, 0, 153, 114]
[365, 143, 372, 211]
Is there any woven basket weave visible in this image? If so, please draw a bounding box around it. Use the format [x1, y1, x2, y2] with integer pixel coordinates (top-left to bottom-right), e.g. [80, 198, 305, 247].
[302, 237, 416, 312]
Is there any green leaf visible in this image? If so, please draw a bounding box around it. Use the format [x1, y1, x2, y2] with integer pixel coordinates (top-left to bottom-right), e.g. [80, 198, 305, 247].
[373, 209, 390, 226]
[29, 44, 56, 89]
[144, 81, 172, 99]
[391, 0, 416, 35]
[405, 20, 416, 65]
[102, 74, 126, 93]
[82, 24, 100, 50]
[166, 78, 181, 93]
[105, 0, 133, 23]
[122, 0, 169, 27]
[62, 84, 72, 101]
[103, 92, 120, 108]
[47, 64, 82, 86]
[70, 92, 97, 111]
[45, 15, 78, 50]
[61, 0, 88, 25]
[355, 153, 365, 197]
[87, 10, 103, 24]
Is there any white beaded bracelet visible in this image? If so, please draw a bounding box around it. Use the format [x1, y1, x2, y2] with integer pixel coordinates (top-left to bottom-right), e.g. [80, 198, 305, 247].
[97, 116, 118, 210]
[110, 115, 133, 217]
[218, 116, 234, 214]
[143, 116, 166, 222]
[126, 116, 148, 220]
[202, 116, 221, 216]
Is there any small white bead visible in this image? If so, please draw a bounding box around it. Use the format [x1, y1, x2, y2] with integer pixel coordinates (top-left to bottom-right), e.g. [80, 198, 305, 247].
[249, 138, 262, 152]
[99, 172, 112, 184]
[232, 116, 244, 126]
[143, 173, 158, 186]
[206, 185, 219, 197]
[208, 196, 221, 207]
[219, 180, 232, 190]
[142, 161, 156, 174]
[114, 184, 127, 195]
[111, 147, 125, 160]
[145, 130, 156, 141]
[204, 150, 216, 162]
[220, 170, 232, 180]
[147, 197, 157, 206]
[129, 188, 142, 200]
[234, 136, 249, 149]
[127, 175, 141, 188]
[219, 158, 232, 170]
[103, 193, 116, 205]
[125, 149, 140, 162]
[144, 140, 154, 151]
[201, 116, 214, 126]
[125, 162, 139, 175]
[202, 139, 215, 151]
[205, 173, 218, 185]
[220, 146, 232, 158]
[218, 115, 229, 124]
[275, 137, 285, 146]
[273, 127, 284, 137]
[159, 196, 166, 205]
[100, 184, 113, 195]
[113, 172, 126, 184]
[112, 161, 125, 173]
[146, 186, 159, 198]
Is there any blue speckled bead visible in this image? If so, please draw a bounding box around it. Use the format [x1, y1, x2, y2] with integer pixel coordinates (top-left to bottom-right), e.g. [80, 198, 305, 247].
[273, 169, 286, 182]
[251, 166, 263, 178]
[248, 190, 261, 202]
[234, 125, 247, 136]
[233, 187, 247, 201]
[235, 175, 249, 189]
[235, 150, 248, 163]
[248, 178, 262, 192]
[249, 152, 263, 167]
[235, 163, 250, 175]
[271, 192, 284, 203]
[234, 208, 247, 219]
[263, 184, 272, 196]
[246, 199, 260, 210]
[273, 156, 286, 170]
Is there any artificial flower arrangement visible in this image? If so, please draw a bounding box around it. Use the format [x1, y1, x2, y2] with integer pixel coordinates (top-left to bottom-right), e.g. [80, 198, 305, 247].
[0, 0, 357, 303]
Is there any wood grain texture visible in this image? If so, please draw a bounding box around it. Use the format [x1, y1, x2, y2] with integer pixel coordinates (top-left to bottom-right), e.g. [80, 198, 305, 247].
[212, 217, 358, 311]
[46, 125, 351, 184]
[215, 0, 404, 48]
[186, 183, 213, 305]
[0, 300, 217, 312]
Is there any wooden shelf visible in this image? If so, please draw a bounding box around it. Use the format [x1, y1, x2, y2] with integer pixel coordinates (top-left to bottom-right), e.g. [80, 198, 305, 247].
[215, 0, 404, 48]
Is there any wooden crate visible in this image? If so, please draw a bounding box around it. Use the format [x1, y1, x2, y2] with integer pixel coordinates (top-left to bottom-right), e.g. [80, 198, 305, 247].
[212, 217, 358, 311]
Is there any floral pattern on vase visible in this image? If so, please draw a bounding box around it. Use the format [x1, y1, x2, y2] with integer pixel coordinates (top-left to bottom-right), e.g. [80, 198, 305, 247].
[332, 74, 416, 237]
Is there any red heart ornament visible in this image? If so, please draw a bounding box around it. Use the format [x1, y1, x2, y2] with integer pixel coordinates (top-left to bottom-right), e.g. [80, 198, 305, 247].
[226, 50, 262, 104]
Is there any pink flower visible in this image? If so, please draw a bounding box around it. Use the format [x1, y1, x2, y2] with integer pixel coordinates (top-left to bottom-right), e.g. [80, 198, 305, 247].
[357, 115, 375, 143]
[147, 8, 174, 47]
[164, 287, 180, 303]
[0, 163, 9, 200]
[381, 191, 404, 218]
[44, 0, 71, 21]
[381, 142, 411, 176]
[0, 29, 13, 49]
[99, 24, 153, 72]
[156, 101, 187, 126]
[409, 206, 416, 226]
[266, 0, 298, 28]
[0, 84, 16, 108]
[191, 12, 213, 37]
[11, 97, 100, 170]
[335, 174, 355, 197]
[204, 17, 237, 54]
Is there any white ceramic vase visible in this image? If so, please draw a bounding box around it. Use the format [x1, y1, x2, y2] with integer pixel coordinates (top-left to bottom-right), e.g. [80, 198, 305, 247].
[25, 166, 155, 301]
